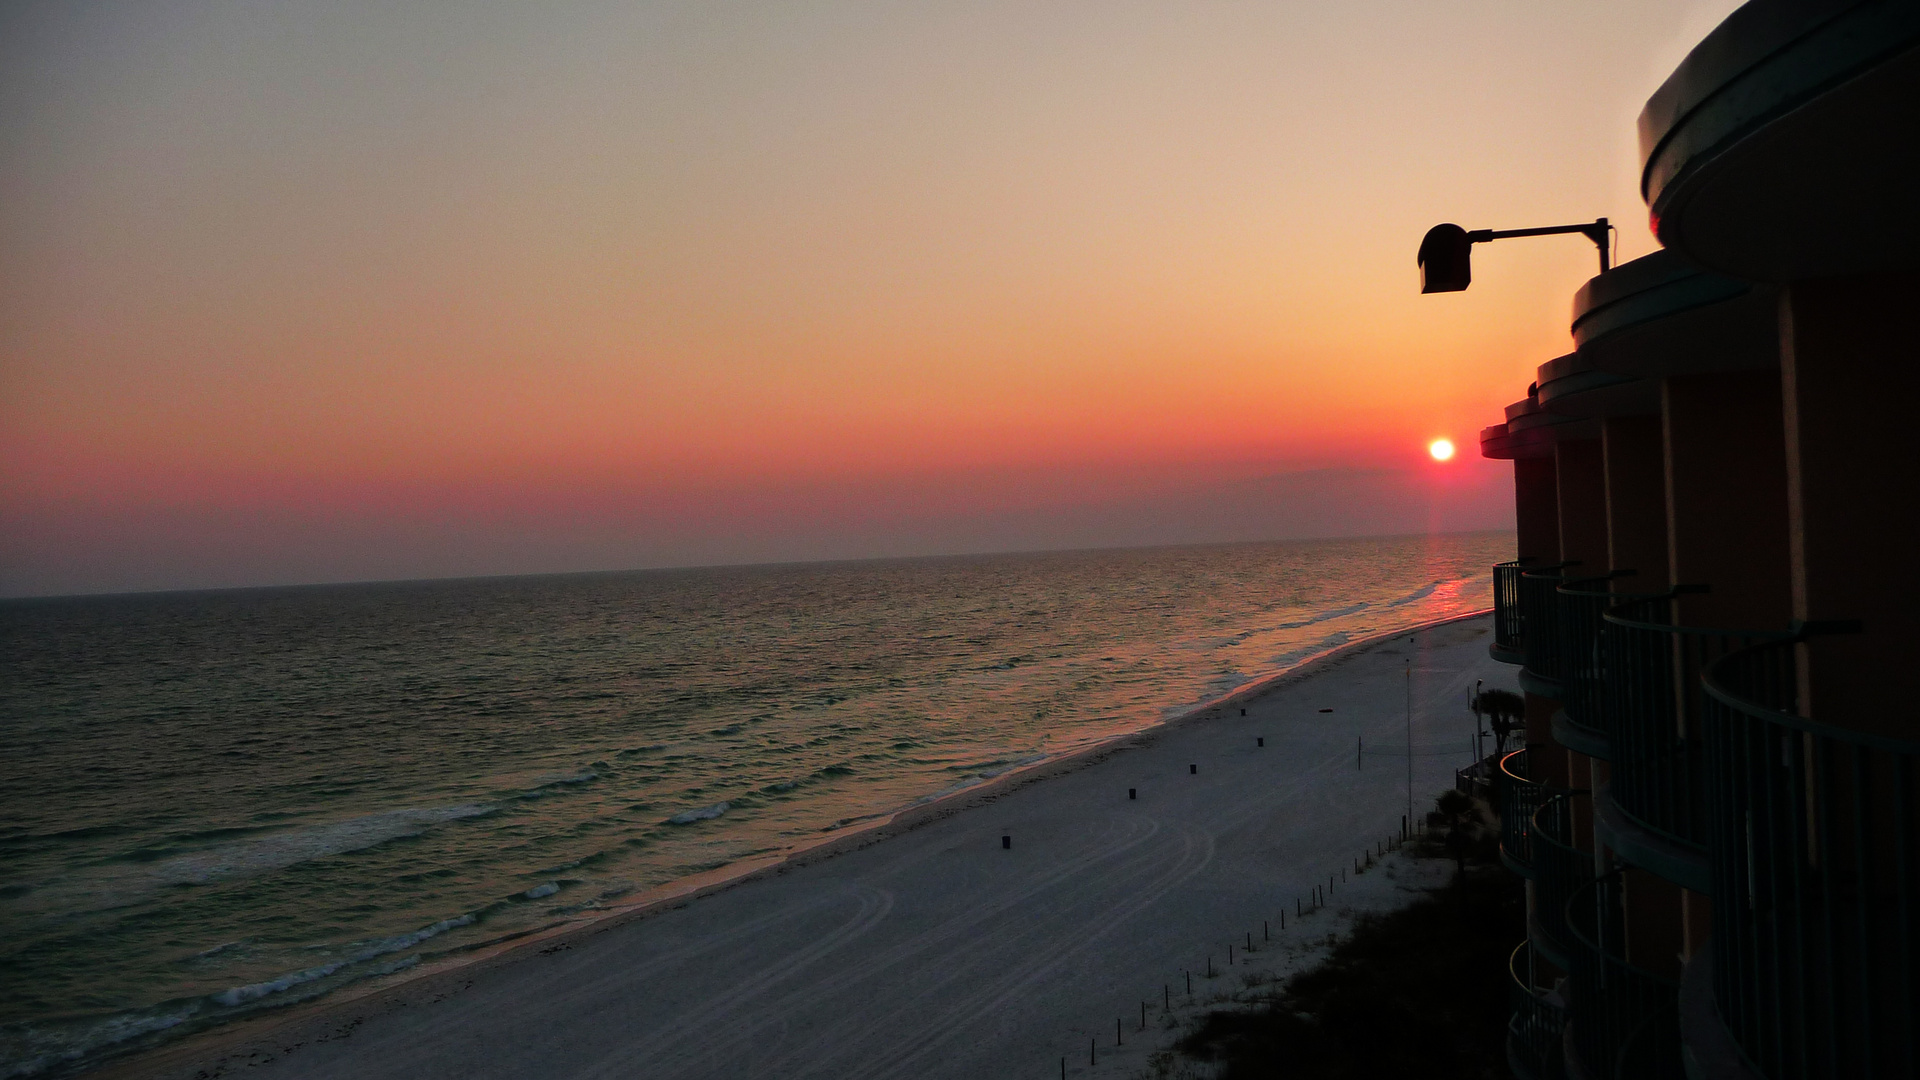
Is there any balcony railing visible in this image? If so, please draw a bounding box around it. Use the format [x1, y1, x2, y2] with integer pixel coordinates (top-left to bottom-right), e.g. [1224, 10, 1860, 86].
[1493, 559, 1533, 663]
[1701, 639, 1919, 1079]
[1554, 573, 1649, 758]
[1564, 872, 1683, 1080]
[1508, 940, 1567, 1080]
[1601, 595, 1791, 855]
[1519, 564, 1578, 693]
[1500, 749, 1553, 877]
[1529, 791, 1592, 967]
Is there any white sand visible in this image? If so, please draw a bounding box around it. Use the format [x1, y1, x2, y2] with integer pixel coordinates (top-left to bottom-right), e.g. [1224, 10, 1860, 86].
[104, 614, 1506, 1080]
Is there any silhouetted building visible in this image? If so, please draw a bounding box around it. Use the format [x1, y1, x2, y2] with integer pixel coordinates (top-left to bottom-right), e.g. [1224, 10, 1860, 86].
[1481, 3, 1919, 1078]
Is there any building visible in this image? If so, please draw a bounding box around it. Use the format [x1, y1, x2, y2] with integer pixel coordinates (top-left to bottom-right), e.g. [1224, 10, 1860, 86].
[1474, 3, 1920, 1078]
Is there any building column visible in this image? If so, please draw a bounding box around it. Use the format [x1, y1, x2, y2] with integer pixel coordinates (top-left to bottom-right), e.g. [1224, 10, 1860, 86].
[1514, 455, 1559, 564]
[1556, 439, 1609, 574]
[1661, 371, 1793, 629]
[1602, 415, 1669, 592]
[1780, 272, 1920, 730]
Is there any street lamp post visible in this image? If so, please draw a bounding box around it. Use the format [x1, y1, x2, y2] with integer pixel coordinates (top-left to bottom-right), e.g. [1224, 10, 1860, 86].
[1417, 218, 1612, 293]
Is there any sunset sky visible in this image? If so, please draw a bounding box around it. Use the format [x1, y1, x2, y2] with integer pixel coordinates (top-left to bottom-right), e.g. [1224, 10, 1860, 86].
[1, 0, 1741, 596]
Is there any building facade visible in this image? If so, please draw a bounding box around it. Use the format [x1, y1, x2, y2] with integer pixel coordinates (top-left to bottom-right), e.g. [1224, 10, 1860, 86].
[1482, 3, 1919, 1078]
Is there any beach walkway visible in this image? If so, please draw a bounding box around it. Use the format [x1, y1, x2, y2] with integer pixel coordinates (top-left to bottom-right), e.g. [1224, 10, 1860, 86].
[132, 615, 1506, 1080]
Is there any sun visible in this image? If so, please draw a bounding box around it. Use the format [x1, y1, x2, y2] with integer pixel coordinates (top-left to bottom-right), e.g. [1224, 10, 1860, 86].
[1428, 438, 1456, 461]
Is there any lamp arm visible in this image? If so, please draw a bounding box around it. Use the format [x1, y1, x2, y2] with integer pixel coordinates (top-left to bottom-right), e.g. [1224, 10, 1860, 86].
[1465, 218, 1611, 272]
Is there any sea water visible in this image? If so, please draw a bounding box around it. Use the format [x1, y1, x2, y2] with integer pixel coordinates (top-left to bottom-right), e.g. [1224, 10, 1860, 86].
[0, 532, 1511, 1075]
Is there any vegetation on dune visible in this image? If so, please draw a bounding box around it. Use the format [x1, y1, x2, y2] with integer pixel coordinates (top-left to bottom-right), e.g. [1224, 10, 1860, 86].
[1167, 802, 1521, 1079]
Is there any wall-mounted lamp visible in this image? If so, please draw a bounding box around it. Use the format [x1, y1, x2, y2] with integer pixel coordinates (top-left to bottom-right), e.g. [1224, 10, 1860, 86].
[1417, 218, 1611, 293]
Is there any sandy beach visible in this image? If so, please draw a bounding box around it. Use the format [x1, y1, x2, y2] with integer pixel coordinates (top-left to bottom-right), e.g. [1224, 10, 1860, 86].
[99, 613, 1506, 1080]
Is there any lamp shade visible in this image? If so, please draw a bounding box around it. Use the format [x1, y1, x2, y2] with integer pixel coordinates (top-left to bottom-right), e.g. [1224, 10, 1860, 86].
[1418, 223, 1472, 292]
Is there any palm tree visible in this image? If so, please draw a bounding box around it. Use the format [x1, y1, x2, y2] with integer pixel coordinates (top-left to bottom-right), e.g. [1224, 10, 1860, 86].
[1475, 688, 1525, 759]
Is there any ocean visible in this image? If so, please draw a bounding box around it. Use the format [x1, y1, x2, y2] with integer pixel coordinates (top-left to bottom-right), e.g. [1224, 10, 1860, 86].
[0, 532, 1510, 1076]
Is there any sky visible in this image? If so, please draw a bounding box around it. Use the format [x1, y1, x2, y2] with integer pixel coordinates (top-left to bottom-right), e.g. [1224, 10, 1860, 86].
[0, 0, 1744, 597]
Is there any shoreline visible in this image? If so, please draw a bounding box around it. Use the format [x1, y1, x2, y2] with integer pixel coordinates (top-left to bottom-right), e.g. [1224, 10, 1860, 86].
[87, 606, 1492, 1080]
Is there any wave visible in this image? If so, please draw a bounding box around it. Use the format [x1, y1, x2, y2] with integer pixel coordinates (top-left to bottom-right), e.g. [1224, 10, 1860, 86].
[667, 802, 729, 825]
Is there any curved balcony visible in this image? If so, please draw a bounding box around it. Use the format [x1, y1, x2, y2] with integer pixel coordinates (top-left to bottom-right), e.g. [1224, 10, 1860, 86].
[1563, 872, 1683, 1080]
[1493, 559, 1531, 664]
[1594, 595, 1790, 893]
[1529, 791, 1592, 970]
[1519, 564, 1578, 699]
[1700, 639, 1920, 1079]
[1553, 574, 1649, 761]
[1500, 749, 1555, 879]
[1508, 940, 1568, 1080]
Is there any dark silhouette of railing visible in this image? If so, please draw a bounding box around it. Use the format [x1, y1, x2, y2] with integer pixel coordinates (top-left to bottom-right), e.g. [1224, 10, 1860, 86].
[1500, 749, 1554, 877]
[1701, 638, 1918, 1080]
[1493, 559, 1533, 662]
[1564, 871, 1682, 1080]
[1507, 940, 1567, 1080]
[1519, 564, 1578, 691]
[1530, 791, 1592, 967]
[1601, 594, 1790, 853]
[1554, 573, 1650, 755]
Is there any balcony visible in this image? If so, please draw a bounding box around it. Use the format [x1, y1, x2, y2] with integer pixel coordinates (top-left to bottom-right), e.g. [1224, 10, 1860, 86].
[1699, 639, 1920, 1079]
[1529, 791, 1592, 969]
[1519, 564, 1578, 698]
[1500, 749, 1554, 878]
[1594, 595, 1789, 893]
[1508, 940, 1567, 1080]
[1493, 559, 1532, 664]
[1554, 575, 1641, 760]
[1563, 872, 1683, 1080]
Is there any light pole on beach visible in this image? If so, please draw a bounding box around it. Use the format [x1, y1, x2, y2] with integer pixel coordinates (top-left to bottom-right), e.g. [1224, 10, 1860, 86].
[1405, 658, 1413, 834]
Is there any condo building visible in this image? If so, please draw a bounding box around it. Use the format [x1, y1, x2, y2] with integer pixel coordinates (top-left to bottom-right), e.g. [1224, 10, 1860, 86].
[1474, 2, 1919, 1078]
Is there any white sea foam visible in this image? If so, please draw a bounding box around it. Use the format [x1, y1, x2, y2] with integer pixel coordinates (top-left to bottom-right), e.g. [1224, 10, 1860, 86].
[668, 802, 730, 825]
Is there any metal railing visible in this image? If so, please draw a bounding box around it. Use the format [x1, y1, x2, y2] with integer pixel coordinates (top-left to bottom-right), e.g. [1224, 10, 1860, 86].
[1555, 574, 1646, 753]
[1530, 791, 1593, 966]
[1500, 749, 1552, 876]
[1701, 638, 1919, 1079]
[1520, 564, 1578, 689]
[1508, 940, 1567, 1080]
[1563, 872, 1683, 1080]
[1494, 559, 1534, 660]
[1601, 594, 1791, 853]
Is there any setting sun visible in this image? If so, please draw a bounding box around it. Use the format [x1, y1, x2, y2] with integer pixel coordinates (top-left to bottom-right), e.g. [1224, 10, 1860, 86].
[1428, 439, 1456, 462]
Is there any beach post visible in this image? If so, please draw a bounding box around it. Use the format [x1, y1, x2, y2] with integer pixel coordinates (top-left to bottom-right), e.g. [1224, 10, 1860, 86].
[1002, 834, 1011, 849]
[1357, 736, 1362, 769]
[1091, 1038, 1096, 1066]
[1140, 1001, 1147, 1030]
[1207, 955, 1213, 977]
[1246, 931, 1252, 951]
[1117, 1017, 1122, 1045]
[1281, 910, 1286, 929]
[1061, 1057, 1065, 1080]
[1257, 736, 1263, 746]
[1165, 984, 1170, 1009]
[1240, 708, 1246, 716]
[1229, 944, 1234, 964]
[1296, 897, 1301, 916]
[1264, 920, 1269, 941]
[1129, 787, 1135, 800]
[1186, 970, 1191, 993]
[1189, 763, 1197, 774]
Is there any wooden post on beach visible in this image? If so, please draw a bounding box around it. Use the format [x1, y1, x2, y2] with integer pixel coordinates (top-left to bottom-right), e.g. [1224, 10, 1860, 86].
[1165, 984, 1170, 1010]
[1091, 1038, 1096, 1066]
[1357, 736, 1362, 769]
[1061, 1056, 1066, 1079]
[1116, 1017, 1122, 1046]
[1140, 1001, 1146, 1030]
[1128, 788, 1135, 800]
[1189, 763, 1197, 774]
[1256, 736, 1263, 746]
[1264, 920, 1269, 941]
[1229, 943, 1234, 964]
[1246, 931, 1252, 951]
[1186, 970, 1191, 994]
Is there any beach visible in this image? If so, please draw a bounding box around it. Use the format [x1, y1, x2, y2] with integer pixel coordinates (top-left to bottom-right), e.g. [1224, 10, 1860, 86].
[94, 613, 1503, 1079]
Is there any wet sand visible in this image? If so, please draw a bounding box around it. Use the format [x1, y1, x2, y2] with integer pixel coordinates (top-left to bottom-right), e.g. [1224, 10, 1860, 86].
[99, 613, 1505, 1080]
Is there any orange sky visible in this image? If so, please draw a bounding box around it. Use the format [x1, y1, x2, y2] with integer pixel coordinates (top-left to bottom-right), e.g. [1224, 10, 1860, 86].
[0, 0, 1742, 595]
